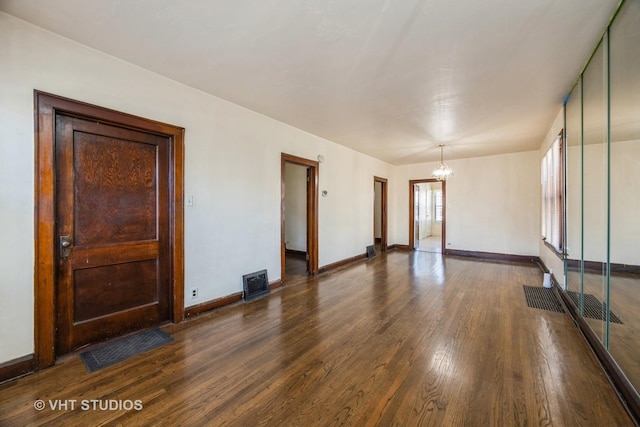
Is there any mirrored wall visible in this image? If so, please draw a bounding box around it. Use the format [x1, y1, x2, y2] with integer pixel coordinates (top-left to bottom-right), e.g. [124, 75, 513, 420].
[564, 0, 640, 401]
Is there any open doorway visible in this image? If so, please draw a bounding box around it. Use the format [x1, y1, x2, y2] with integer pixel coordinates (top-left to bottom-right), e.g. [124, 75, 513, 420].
[281, 153, 319, 285]
[373, 176, 388, 253]
[409, 179, 446, 253]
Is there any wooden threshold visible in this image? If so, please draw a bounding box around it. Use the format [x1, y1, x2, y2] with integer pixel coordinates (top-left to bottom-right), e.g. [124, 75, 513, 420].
[388, 244, 410, 251]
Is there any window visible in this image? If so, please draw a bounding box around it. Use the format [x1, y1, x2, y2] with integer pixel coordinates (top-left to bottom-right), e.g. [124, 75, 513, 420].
[541, 131, 564, 253]
[434, 189, 443, 222]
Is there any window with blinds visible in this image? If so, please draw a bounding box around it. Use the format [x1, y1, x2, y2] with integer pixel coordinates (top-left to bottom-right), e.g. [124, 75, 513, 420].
[434, 189, 443, 222]
[541, 131, 564, 253]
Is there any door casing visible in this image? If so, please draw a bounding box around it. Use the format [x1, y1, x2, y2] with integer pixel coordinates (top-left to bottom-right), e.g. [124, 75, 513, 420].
[34, 91, 185, 369]
[281, 153, 319, 283]
[409, 179, 446, 253]
[373, 176, 388, 251]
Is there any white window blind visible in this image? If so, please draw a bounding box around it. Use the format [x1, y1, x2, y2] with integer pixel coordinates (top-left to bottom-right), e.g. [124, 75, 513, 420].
[541, 132, 563, 252]
[434, 190, 443, 222]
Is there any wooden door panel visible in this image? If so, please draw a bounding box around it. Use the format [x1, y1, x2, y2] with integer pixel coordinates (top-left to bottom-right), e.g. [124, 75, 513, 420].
[73, 259, 159, 322]
[55, 114, 170, 354]
[69, 241, 159, 269]
[73, 133, 158, 244]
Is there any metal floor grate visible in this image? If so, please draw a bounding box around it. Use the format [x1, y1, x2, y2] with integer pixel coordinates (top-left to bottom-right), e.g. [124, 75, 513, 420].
[523, 285, 565, 313]
[566, 291, 623, 324]
[80, 328, 173, 372]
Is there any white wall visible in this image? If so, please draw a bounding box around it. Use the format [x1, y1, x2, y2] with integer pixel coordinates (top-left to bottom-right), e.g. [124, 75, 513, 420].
[0, 13, 394, 364]
[284, 163, 307, 252]
[395, 151, 540, 255]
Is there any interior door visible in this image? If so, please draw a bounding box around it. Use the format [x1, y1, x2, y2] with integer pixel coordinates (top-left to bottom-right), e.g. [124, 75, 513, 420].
[55, 113, 170, 354]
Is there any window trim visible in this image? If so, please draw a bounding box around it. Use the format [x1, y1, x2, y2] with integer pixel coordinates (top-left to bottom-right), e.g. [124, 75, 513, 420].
[541, 130, 565, 257]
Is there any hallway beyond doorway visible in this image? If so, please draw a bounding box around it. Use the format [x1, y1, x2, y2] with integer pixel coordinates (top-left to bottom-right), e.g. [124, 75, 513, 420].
[415, 235, 442, 253]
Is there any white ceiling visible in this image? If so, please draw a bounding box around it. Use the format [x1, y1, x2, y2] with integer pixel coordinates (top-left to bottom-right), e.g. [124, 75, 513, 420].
[0, 0, 620, 164]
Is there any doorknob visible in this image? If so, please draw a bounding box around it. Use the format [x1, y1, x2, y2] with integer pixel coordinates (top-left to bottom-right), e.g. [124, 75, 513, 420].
[60, 235, 72, 258]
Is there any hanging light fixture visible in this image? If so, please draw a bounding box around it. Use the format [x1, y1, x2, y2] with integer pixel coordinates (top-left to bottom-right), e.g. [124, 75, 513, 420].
[432, 144, 453, 181]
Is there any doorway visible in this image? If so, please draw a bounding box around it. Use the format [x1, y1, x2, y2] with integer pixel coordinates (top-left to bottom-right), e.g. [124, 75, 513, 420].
[281, 153, 319, 284]
[34, 91, 184, 369]
[409, 179, 446, 253]
[373, 176, 388, 252]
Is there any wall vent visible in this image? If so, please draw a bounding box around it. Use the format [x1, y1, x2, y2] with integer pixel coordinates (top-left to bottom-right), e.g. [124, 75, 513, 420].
[366, 245, 376, 259]
[243, 269, 269, 301]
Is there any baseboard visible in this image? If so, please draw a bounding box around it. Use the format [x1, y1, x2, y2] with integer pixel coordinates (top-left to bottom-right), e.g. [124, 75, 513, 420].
[388, 244, 410, 251]
[0, 354, 35, 384]
[285, 249, 307, 258]
[269, 279, 283, 291]
[566, 258, 640, 275]
[444, 249, 539, 264]
[185, 292, 243, 318]
[185, 279, 283, 319]
[318, 253, 367, 274]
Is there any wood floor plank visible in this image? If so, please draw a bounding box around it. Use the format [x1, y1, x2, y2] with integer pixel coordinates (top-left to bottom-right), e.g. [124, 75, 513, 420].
[0, 251, 634, 426]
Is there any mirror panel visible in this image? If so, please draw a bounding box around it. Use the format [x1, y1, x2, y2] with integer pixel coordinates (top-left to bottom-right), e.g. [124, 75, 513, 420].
[565, 82, 582, 295]
[609, 0, 640, 393]
[581, 40, 608, 344]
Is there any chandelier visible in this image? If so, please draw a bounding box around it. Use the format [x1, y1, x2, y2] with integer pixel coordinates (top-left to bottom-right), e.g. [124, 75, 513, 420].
[432, 144, 453, 181]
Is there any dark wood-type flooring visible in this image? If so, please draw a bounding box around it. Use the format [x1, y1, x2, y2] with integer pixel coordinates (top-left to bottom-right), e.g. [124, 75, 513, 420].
[0, 251, 634, 426]
[285, 252, 308, 284]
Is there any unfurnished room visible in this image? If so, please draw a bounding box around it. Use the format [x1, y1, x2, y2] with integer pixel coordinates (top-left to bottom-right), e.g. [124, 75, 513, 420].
[0, 0, 639, 425]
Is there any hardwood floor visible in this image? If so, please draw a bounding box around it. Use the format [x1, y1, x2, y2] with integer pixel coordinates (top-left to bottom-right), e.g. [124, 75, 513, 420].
[285, 252, 308, 284]
[416, 236, 442, 253]
[0, 251, 634, 426]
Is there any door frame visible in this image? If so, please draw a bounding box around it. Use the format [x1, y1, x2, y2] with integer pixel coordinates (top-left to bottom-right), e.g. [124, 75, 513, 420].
[281, 153, 319, 283]
[34, 91, 185, 369]
[409, 179, 446, 253]
[373, 176, 388, 251]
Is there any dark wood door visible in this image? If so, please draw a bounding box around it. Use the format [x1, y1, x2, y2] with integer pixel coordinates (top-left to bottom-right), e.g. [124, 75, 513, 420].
[55, 114, 171, 354]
